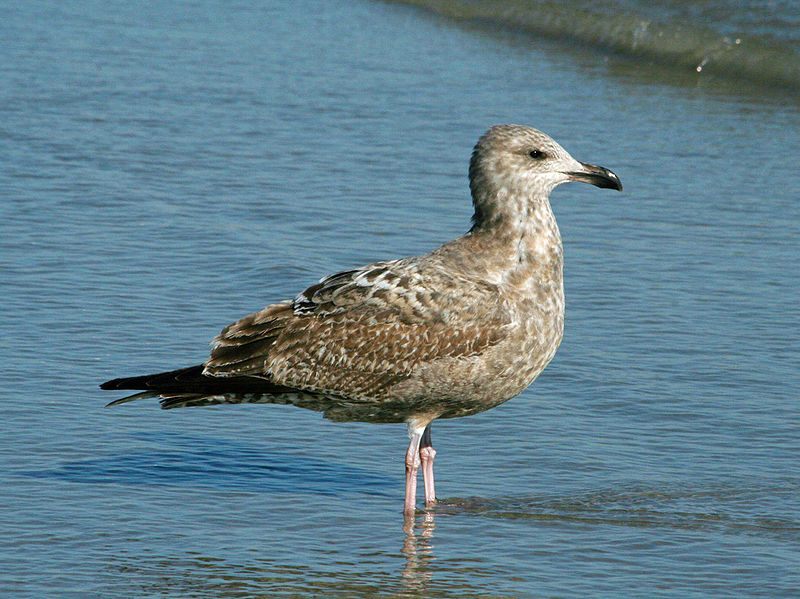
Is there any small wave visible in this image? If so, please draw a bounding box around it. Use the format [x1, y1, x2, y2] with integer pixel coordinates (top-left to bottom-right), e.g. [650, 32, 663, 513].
[390, 0, 800, 91]
[434, 483, 800, 541]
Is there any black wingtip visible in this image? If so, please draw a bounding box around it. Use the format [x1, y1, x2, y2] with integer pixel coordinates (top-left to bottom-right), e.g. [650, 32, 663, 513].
[100, 364, 303, 408]
[99, 376, 140, 390]
[104, 391, 157, 407]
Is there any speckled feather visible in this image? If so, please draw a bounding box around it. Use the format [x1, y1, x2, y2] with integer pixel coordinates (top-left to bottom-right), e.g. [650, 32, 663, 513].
[203, 255, 514, 409]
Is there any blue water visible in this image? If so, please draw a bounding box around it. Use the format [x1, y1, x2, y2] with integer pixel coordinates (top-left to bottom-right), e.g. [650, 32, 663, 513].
[2, 1, 799, 597]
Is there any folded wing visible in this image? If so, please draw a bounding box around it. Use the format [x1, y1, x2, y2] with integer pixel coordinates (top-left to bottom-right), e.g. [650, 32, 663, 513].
[204, 259, 511, 401]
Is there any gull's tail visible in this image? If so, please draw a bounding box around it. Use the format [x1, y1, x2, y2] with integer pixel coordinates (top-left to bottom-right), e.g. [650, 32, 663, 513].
[100, 365, 302, 409]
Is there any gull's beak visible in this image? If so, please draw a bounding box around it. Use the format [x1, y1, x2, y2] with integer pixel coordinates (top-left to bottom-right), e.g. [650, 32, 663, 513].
[567, 162, 622, 191]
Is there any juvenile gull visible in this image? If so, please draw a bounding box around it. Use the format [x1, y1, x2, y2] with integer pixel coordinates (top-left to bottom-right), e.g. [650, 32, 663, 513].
[101, 125, 622, 513]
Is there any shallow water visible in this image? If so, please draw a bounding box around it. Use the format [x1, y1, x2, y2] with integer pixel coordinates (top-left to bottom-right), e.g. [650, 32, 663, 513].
[2, 1, 799, 597]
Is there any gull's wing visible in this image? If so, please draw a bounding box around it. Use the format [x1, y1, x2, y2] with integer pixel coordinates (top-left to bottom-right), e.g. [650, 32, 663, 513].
[204, 259, 511, 400]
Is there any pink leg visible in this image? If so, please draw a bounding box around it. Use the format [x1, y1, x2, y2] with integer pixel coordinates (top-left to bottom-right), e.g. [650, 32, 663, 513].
[404, 426, 423, 514]
[420, 424, 436, 507]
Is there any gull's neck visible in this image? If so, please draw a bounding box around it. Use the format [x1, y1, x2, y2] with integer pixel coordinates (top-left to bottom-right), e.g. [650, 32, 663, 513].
[463, 191, 563, 287]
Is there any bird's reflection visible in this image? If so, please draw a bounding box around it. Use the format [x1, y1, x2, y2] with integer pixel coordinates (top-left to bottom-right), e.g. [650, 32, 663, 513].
[400, 510, 436, 592]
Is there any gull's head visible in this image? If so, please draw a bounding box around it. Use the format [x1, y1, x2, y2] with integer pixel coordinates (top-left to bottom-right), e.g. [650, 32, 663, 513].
[469, 124, 621, 224]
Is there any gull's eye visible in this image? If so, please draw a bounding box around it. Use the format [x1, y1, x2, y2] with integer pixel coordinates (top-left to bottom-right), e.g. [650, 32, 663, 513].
[528, 149, 546, 160]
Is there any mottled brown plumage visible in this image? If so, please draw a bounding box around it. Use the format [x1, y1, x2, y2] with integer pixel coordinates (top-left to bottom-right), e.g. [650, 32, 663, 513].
[101, 124, 622, 513]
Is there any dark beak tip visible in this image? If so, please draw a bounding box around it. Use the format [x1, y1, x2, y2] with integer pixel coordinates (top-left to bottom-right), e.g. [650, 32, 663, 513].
[569, 163, 622, 191]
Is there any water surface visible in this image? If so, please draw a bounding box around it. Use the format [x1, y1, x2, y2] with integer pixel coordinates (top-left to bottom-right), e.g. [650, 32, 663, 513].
[2, 1, 799, 597]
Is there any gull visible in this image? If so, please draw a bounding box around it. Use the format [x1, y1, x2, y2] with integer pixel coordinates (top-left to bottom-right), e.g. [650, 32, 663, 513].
[101, 124, 622, 514]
